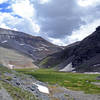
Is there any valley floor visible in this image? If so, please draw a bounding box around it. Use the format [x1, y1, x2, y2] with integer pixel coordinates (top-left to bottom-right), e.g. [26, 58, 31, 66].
[0, 65, 100, 100]
[15, 68, 100, 100]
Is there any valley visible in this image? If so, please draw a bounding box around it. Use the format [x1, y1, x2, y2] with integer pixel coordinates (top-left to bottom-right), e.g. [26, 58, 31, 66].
[0, 27, 100, 100]
[0, 65, 100, 100]
[15, 68, 100, 94]
[0, 0, 100, 99]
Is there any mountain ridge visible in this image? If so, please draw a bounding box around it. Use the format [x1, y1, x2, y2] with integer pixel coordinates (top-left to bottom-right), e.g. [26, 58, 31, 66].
[39, 26, 100, 72]
[0, 28, 63, 60]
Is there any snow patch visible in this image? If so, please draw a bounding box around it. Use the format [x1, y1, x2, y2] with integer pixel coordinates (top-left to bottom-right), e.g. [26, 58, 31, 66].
[84, 72, 100, 74]
[38, 47, 48, 51]
[32, 47, 48, 51]
[59, 63, 75, 72]
[33, 83, 49, 94]
[20, 44, 24, 46]
[8, 64, 15, 69]
[41, 44, 49, 47]
[1, 40, 7, 43]
[93, 64, 100, 67]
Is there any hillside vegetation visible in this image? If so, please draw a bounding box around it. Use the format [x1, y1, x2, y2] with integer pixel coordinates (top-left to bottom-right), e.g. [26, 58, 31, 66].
[16, 68, 100, 94]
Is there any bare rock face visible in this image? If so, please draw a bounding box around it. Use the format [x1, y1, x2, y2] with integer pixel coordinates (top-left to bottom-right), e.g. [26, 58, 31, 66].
[72, 26, 100, 72]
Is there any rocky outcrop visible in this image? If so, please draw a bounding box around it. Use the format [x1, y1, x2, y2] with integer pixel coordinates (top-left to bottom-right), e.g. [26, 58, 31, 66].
[72, 26, 100, 72]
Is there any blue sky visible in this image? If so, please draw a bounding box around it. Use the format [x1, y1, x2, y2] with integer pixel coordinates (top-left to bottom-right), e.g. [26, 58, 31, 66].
[0, 2, 12, 12]
[0, 0, 100, 46]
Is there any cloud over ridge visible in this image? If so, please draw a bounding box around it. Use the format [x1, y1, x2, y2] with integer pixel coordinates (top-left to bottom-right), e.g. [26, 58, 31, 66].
[0, 0, 100, 46]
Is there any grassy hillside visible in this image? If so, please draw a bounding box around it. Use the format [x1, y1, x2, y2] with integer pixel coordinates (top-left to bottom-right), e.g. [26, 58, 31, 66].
[16, 68, 100, 94]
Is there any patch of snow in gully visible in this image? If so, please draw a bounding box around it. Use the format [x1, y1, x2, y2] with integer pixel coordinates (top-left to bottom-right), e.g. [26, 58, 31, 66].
[1, 40, 7, 43]
[84, 72, 100, 74]
[19, 44, 24, 46]
[33, 83, 49, 94]
[59, 63, 75, 72]
[8, 64, 15, 69]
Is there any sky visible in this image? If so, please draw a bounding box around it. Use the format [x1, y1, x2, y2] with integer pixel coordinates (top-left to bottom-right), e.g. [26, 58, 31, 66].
[0, 0, 100, 46]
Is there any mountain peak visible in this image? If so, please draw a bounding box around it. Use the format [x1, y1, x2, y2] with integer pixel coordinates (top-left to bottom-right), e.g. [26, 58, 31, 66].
[96, 26, 100, 31]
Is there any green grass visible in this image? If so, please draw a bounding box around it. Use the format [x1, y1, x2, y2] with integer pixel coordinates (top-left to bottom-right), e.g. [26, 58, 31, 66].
[15, 68, 100, 94]
[0, 65, 12, 74]
[39, 57, 51, 66]
[39, 56, 62, 68]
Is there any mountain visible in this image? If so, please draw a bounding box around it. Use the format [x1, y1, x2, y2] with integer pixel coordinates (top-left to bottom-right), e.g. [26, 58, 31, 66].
[0, 28, 62, 68]
[39, 26, 100, 72]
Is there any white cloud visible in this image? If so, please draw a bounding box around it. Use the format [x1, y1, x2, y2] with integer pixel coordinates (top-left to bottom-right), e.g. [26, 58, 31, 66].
[0, 0, 40, 34]
[0, 12, 22, 30]
[11, 0, 35, 19]
[39, 0, 50, 4]
[0, 23, 11, 29]
[28, 19, 40, 33]
[48, 37, 66, 46]
[78, 0, 100, 7]
[10, 0, 40, 33]
[0, 13, 19, 31]
[0, 0, 8, 4]
[0, 11, 40, 35]
[0, 8, 3, 10]
[67, 19, 100, 44]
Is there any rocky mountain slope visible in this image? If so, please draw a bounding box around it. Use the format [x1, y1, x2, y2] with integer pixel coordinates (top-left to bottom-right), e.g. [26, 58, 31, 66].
[39, 26, 100, 72]
[0, 28, 62, 61]
[0, 28, 63, 68]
